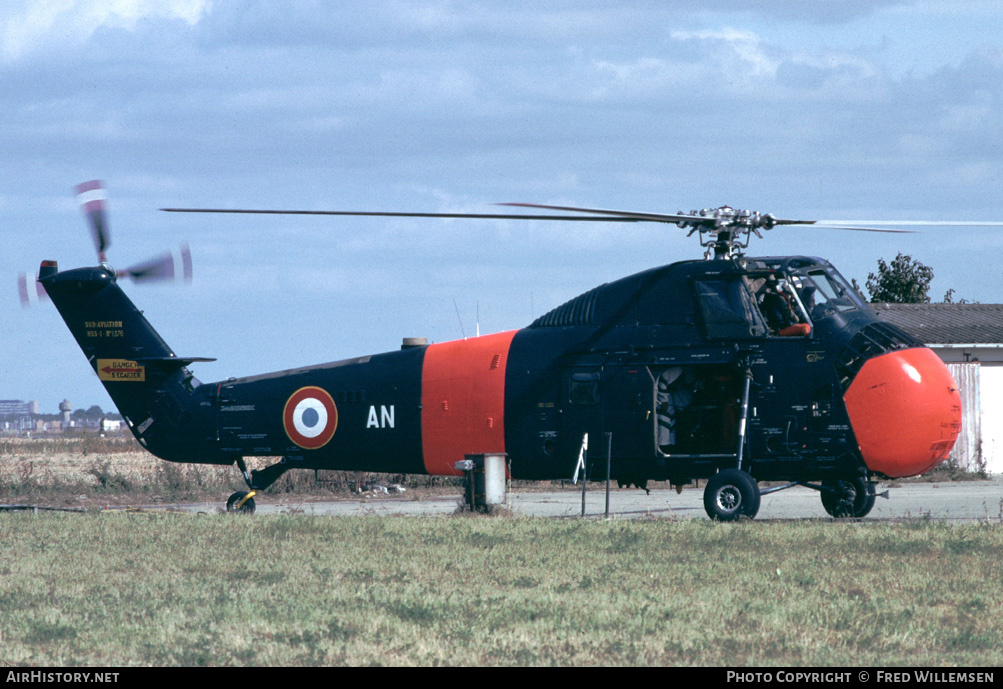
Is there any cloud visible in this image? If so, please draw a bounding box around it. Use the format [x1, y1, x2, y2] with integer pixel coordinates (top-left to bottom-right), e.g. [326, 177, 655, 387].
[1, 0, 210, 61]
[588, 28, 790, 102]
[671, 28, 780, 80]
[687, 0, 905, 24]
[6, 2, 1003, 409]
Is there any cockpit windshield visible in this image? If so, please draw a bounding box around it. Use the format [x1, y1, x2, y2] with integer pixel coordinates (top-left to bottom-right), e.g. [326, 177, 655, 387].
[792, 269, 865, 322]
[752, 258, 866, 323]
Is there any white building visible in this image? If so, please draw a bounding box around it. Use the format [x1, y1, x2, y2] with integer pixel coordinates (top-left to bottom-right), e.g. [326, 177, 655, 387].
[873, 303, 1003, 475]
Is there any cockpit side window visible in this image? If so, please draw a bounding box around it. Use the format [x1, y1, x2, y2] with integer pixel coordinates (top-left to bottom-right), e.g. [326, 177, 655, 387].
[693, 278, 768, 339]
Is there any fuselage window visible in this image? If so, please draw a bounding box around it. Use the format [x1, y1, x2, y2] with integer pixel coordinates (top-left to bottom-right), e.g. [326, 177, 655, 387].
[568, 372, 600, 405]
[694, 279, 768, 340]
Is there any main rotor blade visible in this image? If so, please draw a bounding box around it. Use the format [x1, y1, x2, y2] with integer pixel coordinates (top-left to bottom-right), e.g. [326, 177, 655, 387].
[818, 220, 1003, 227]
[160, 204, 986, 234]
[159, 208, 640, 222]
[498, 202, 692, 223]
[806, 223, 916, 234]
[500, 203, 914, 232]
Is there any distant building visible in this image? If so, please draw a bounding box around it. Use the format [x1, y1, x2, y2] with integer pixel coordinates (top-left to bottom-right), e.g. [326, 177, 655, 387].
[59, 399, 73, 426]
[874, 303, 1003, 475]
[100, 418, 122, 435]
[0, 400, 33, 433]
[1, 399, 124, 436]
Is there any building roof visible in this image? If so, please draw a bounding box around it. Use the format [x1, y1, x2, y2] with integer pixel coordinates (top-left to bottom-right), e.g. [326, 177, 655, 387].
[871, 303, 1003, 345]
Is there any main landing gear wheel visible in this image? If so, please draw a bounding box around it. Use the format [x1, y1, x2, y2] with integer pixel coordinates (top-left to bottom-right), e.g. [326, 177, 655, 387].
[226, 490, 256, 514]
[820, 477, 875, 518]
[703, 469, 760, 521]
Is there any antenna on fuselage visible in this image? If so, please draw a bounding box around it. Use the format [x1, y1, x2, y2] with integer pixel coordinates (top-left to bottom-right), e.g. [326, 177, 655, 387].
[453, 298, 466, 339]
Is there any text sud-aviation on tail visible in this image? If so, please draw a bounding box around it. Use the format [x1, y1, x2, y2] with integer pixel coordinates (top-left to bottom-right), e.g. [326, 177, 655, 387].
[27, 181, 970, 519]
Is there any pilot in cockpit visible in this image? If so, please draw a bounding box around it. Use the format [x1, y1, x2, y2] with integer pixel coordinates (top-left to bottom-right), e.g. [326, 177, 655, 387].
[759, 274, 812, 337]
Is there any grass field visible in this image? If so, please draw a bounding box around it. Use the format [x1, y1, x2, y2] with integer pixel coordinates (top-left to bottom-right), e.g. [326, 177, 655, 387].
[1, 513, 1002, 666]
[2, 438, 1001, 667]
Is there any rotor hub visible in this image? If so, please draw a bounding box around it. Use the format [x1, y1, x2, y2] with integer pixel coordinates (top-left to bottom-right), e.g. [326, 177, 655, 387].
[673, 206, 776, 259]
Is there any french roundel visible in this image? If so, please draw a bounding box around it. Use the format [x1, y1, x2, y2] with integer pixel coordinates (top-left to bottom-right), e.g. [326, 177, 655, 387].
[283, 386, 338, 449]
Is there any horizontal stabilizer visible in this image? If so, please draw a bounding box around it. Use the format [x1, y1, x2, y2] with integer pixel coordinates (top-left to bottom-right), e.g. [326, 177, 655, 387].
[133, 356, 217, 370]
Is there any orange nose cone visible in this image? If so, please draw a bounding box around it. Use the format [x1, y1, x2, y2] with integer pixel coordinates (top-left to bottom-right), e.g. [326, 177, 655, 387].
[844, 348, 961, 478]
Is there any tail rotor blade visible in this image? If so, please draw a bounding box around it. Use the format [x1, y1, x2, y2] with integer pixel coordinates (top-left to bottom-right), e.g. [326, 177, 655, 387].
[75, 180, 110, 262]
[120, 253, 174, 283]
[180, 243, 192, 282]
[120, 244, 193, 284]
[17, 271, 47, 308]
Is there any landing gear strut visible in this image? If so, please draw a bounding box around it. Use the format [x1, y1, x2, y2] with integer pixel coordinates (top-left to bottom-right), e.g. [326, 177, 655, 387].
[226, 457, 294, 514]
[702, 363, 761, 522]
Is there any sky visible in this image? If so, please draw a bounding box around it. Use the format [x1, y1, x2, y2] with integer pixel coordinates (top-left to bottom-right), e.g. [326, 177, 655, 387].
[3, 0, 1003, 412]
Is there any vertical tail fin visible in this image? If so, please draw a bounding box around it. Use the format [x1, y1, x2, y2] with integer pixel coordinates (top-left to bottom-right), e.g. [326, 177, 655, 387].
[39, 261, 219, 461]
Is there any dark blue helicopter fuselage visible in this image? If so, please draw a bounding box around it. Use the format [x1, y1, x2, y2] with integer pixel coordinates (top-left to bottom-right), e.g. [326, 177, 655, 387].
[40, 254, 960, 487]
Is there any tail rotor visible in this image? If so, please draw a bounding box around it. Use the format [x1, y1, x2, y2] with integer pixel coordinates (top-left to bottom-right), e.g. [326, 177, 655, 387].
[18, 180, 193, 306]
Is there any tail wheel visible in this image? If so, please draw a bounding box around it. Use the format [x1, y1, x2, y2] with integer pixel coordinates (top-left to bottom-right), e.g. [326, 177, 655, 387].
[226, 491, 256, 514]
[820, 477, 875, 518]
[703, 469, 760, 521]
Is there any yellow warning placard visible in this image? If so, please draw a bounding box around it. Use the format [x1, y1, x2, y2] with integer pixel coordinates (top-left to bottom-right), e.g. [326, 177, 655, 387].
[97, 359, 145, 382]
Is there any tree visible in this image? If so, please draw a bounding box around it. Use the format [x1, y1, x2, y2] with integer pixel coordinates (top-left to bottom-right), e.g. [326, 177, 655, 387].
[864, 253, 934, 303]
[942, 288, 976, 304]
[83, 405, 105, 419]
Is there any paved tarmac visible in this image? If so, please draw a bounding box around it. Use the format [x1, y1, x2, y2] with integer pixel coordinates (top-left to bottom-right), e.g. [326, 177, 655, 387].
[137, 476, 1003, 521]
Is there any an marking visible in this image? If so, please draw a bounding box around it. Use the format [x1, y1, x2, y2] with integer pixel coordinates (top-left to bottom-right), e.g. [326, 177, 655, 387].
[366, 405, 395, 429]
[283, 386, 338, 450]
[97, 359, 145, 381]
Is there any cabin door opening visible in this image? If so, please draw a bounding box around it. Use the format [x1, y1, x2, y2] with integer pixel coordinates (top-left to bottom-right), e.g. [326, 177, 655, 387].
[655, 365, 742, 457]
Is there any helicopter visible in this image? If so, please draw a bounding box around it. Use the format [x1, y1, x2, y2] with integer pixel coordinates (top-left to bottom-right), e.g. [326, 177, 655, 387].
[30, 182, 968, 519]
